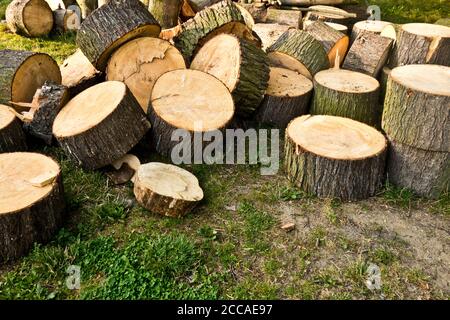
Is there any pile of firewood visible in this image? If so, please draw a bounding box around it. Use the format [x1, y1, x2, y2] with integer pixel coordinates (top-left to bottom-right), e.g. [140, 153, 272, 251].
[0, 0, 449, 262]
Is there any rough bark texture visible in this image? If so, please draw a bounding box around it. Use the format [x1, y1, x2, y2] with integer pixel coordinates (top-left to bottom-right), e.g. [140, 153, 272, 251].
[382, 76, 450, 152]
[284, 132, 387, 200]
[0, 172, 65, 263]
[305, 20, 348, 60]
[378, 66, 390, 104]
[0, 114, 28, 153]
[387, 140, 449, 199]
[76, 0, 161, 71]
[149, 0, 183, 29]
[342, 31, 393, 77]
[6, 0, 54, 37]
[267, 29, 329, 78]
[266, 7, 301, 28]
[240, 3, 267, 23]
[56, 87, 151, 170]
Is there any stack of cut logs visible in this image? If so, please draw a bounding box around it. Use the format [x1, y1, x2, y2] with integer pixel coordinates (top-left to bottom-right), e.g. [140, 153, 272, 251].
[0, 0, 449, 262]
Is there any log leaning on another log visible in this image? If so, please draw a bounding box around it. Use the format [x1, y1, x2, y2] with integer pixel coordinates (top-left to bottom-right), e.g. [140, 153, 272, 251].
[6, 0, 54, 37]
[0, 105, 27, 153]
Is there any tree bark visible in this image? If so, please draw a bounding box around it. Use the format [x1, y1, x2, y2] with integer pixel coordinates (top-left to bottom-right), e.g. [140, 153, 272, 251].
[149, 0, 183, 29]
[76, 0, 97, 19]
[351, 20, 393, 43]
[266, 7, 301, 28]
[6, 0, 54, 37]
[378, 66, 390, 104]
[0, 105, 28, 153]
[187, 0, 221, 12]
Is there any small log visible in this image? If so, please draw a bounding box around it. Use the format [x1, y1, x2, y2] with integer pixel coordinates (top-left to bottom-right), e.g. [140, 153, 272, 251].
[106, 37, 186, 112]
[285, 115, 387, 200]
[252, 23, 291, 50]
[304, 3, 368, 30]
[267, 29, 329, 80]
[190, 34, 269, 117]
[351, 20, 393, 43]
[0, 50, 61, 106]
[255, 67, 313, 129]
[0, 152, 65, 262]
[0, 104, 27, 153]
[266, 7, 301, 28]
[134, 162, 204, 217]
[6, 0, 54, 37]
[382, 65, 450, 152]
[53, 6, 80, 33]
[239, 2, 267, 24]
[76, 0, 161, 71]
[148, 0, 183, 29]
[303, 20, 348, 34]
[148, 69, 234, 157]
[53, 81, 151, 169]
[235, 2, 256, 29]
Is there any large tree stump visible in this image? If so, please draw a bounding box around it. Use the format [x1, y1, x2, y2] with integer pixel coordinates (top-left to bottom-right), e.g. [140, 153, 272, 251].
[106, 37, 186, 112]
[148, 69, 234, 157]
[0, 152, 65, 262]
[285, 115, 387, 200]
[311, 68, 381, 127]
[351, 20, 393, 43]
[134, 162, 204, 217]
[0, 105, 27, 153]
[6, 0, 54, 37]
[190, 34, 269, 117]
[255, 67, 313, 129]
[305, 20, 349, 67]
[53, 81, 151, 169]
[390, 23, 450, 67]
[387, 140, 449, 199]
[267, 29, 329, 80]
[149, 0, 183, 29]
[342, 31, 393, 78]
[252, 23, 291, 50]
[382, 65, 450, 152]
[0, 50, 61, 106]
[76, 0, 161, 71]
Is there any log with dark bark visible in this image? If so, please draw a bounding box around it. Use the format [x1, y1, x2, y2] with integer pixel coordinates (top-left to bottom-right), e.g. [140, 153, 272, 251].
[6, 0, 54, 37]
[148, 69, 234, 157]
[0, 105, 27, 153]
[256, 67, 313, 129]
[190, 34, 269, 117]
[351, 20, 393, 43]
[76, 0, 161, 71]
[342, 31, 393, 78]
[149, 0, 183, 29]
[267, 29, 329, 80]
[285, 115, 387, 200]
[134, 162, 204, 217]
[0, 152, 65, 262]
[311, 68, 381, 127]
[387, 140, 449, 199]
[266, 7, 301, 28]
[53, 81, 151, 169]
[0, 50, 61, 106]
[382, 64, 450, 152]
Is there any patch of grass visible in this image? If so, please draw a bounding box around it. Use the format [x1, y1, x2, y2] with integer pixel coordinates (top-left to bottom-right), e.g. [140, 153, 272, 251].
[0, 0, 10, 20]
[382, 181, 417, 209]
[430, 192, 450, 216]
[370, 248, 397, 266]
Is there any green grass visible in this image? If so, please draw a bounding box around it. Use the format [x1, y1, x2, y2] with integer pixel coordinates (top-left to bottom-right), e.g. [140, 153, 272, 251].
[0, 0, 9, 20]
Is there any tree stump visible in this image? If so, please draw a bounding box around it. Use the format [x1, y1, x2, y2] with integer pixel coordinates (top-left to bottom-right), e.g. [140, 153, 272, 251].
[0, 50, 61, 106]
[285, 115, 387, 200]
[106, 37, 186, 112]
[6, 0, 54, 37]
[134, 162, 204, 217]
[0, 152, 65, 262]
[387, 140, 449, 199]
[304, 20, 348, 34]
[0, 105, 27, 153]
[311, 68, 381, 127]
[390, 23, 450, 67]
[382, 64, 450, 152]
[351, 20, 393, 43]
[305, 20, 349, 67]
[53, 81, 151, 169]
[148, 0, 183, 29]
[252, 23, 291, 50]
[190, 34, 269, 117]
[267, 29, 329, 80]
[342, 31, 393, 78]
[148, 69, 234, 157]
[76, 0, 161, 71]
[255, 67, 313, 129]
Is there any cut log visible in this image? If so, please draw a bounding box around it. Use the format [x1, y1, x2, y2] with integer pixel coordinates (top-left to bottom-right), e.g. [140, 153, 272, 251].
[0, 152, 65, 262]
[0, 105, 27, 153]
[266, 7, 301, 28]
[252, 23, 291, 50]
[303, 20, 348, 34]
[53, 81, 151, 169]
[23, 82, 69, 145]
[379, 66, 390, 104]
[390, 23, 450, 67]
[305, 20, 349, 67]
[285, 115, 387, 200]
[134, 162, 203, 217]
[0, 50, 61, 106]
[76, 0, 161, 71]
[148, 0, 183, 29]
[267, 29, 329, 80]
[106, 37, 186, 112]
[311, 68, 381, 127]
[255, 67, 313, 129]
[53, 7, 80, 33]
[148, 69, 234, 157]
[190, 34, 269, 117]
[382, 65, 450, 152]
[342, 31, 393, 78]
[235, 3, 256, 29]
[351, 20, 393, 42]
[75, 0, 97, 19]
[239, 2, 266, 24]
[60, 49, 102, 96]
[6, 0, 54, 37]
